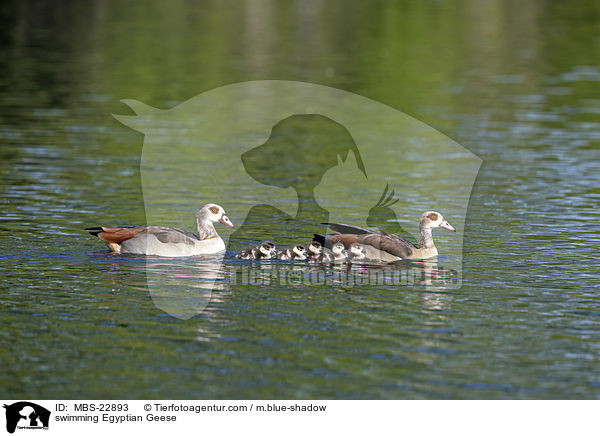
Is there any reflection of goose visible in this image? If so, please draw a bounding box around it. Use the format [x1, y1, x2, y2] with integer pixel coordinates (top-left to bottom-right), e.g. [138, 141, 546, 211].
[86, 204, 234, 257]
[314, 211, 455, 261]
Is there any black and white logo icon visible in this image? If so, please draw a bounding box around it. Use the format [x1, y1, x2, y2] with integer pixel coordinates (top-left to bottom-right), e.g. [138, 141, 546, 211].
[3, 402, 50, 434]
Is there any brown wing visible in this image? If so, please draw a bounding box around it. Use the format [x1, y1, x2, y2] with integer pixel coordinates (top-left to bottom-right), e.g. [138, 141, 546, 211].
[325, 233, 415, 259]
[95, 226, 147, 244]
[324, 222, 375, 235]
[325, 221, 412, 244]
[322, 222, 417, 258]
[323, 234, 361, 247]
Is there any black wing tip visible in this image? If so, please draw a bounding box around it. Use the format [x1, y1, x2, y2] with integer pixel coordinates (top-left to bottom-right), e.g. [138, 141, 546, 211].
[85, 227, 103, 237]
[313, 234, 326, 245]
[320, 222, 342, 227]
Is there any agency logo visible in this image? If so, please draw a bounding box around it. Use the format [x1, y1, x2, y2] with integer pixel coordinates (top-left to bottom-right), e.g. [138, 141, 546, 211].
[3, 402, 50, 433]
[113, 80, 481, 319]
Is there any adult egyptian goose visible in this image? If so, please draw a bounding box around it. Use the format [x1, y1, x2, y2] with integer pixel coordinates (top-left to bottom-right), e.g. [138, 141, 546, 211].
[86, 203, 234, 257]
[314, 211, 455, 261]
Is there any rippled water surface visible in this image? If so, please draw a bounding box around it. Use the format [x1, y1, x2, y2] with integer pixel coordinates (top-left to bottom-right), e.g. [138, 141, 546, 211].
[1, 1, 599, 399]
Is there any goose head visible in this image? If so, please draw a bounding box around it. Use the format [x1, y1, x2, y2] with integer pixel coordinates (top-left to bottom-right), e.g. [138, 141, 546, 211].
[308, 241, 322, 255]
[349, 243, 366, 258]
[259, 241, 276, 257]
[293, 244, 306, 257]
[197, 203, 234, 227]
[420, 211, 455, 232]
[331, 242, 345, 255]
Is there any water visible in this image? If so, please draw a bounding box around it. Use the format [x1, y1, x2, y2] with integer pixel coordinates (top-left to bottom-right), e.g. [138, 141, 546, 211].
[1, 0, 599, 399]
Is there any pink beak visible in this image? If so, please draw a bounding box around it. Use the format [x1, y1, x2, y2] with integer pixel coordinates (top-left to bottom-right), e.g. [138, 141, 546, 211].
[439, 220, 456, 232]
[219, 215, 234, 228]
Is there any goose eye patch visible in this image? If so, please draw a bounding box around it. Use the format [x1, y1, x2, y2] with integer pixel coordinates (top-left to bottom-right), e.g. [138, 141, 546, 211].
[209, 207, 219, 214]
[428, 213, 438, 221]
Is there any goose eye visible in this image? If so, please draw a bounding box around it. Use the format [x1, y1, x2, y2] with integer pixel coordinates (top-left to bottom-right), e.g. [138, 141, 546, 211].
[428, 212, 438, 221]
[209, 206, 219, 214]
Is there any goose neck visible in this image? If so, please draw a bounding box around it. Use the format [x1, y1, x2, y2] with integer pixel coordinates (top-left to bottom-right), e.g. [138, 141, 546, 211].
[418, 225, 435, 249]
[197, 216, 217, 240]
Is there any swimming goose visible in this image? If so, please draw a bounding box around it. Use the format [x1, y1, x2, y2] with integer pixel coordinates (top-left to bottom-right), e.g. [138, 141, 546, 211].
[236, 241, 277, 259]
[86, 203, 234, 257]
[308, 241, 332, 263]
[330, 242, 348, 262]
[314, 251, 334, 263]
[348, 243, 367, 261]
[314, 211, 455, 261]
[277, 245, 307, 260]
[308, 242, 347, 263]
[307, 241, 322, 260]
